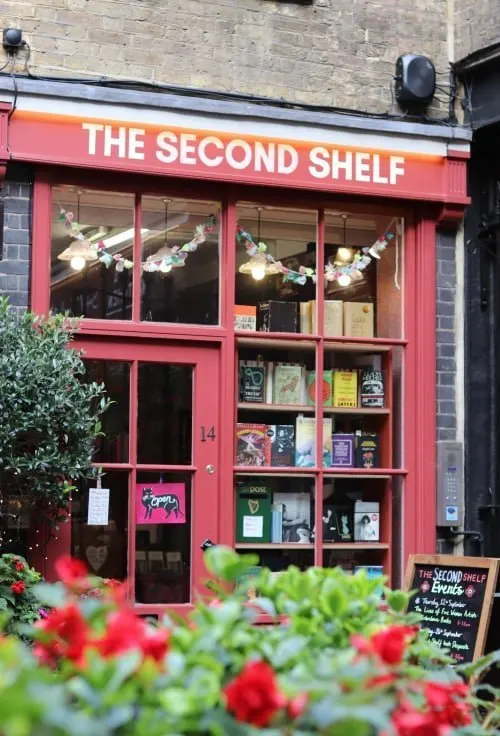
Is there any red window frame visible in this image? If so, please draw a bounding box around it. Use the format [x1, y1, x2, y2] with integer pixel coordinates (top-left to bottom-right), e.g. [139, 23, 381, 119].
[30, 168, 437, 590]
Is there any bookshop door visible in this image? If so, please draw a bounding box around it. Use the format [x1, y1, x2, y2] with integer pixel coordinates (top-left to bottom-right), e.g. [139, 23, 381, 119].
[71, 339, 220, 617]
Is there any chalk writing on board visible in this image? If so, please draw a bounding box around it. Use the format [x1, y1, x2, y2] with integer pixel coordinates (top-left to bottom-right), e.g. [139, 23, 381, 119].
[407, 564, 488, 664]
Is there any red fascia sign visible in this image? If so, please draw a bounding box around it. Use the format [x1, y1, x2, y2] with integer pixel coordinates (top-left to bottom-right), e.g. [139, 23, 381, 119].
[6, 110, 467, 202]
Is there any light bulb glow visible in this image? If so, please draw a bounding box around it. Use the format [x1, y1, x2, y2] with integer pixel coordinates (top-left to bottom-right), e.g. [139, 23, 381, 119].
[337, 273, 352, 287]
[70, 255, 86, 271]
[251, 264, 266, 281]
[159, 261, 172, 273]
[336, 247, 353, 262]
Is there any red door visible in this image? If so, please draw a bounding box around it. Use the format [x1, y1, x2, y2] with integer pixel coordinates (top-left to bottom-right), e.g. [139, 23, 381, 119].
[70, 339, 220, 617]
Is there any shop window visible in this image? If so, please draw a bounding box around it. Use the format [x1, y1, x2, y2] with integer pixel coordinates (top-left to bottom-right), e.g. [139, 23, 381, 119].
[135, 471, 191, 605]
[71, 472, 128, 581]
[51, 188, 134, 319]
[137, 362, 193, 465]
[83, 360, 130, 463]
[141, 196, 219, 325]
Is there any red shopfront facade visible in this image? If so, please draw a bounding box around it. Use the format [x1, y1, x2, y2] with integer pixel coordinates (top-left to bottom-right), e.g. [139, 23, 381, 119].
[0, 87, 469, 616]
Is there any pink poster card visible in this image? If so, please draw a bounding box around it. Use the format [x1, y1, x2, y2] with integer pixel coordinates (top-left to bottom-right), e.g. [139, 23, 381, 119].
[136, 483, 186, 525]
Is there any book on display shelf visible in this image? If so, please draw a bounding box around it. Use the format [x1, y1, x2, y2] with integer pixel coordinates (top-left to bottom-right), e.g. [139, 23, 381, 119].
[239, 360, 266, 403]
[258, 301, 298, 333]
[360, 368, 385, 408]
[331, 433, 355, 468]
[354, 501, 380, 542]
[236, 483, 272, 543]
[295, 415, 332, 467]
[273, 363, 304, 405]
[306, 370, 333, 407]
[344, 302, 374, 338]
[332, 369, 358, 408]
[273, 491, 312, 544]
[268, 424, 295, 467]
[234, 305, 257, 331]
[355, 432, 380, 468]
[235, 423, 271, 467]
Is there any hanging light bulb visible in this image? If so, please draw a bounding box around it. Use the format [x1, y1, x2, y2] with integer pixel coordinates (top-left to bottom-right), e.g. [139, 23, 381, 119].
[336, 246, 353, 262]
[70, 255, 86, 271]
[58, 192, 98, 270]
[239, 207, 281, 281]
[337, 273, 352, 287]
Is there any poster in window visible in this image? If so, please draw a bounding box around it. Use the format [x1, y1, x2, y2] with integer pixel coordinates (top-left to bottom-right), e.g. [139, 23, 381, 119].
[136, 483, 186, 525]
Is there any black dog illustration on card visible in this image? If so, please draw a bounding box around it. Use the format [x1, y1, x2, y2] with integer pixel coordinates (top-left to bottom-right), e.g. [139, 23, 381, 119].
[141, 487, 184, 521]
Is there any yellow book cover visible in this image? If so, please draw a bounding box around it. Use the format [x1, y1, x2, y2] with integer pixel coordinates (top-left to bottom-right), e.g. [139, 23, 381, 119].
[324, 300, 343, 337]
[299, 302, 311, 334]
[332, 369, 358, 408]
[344, 302, 374, 338]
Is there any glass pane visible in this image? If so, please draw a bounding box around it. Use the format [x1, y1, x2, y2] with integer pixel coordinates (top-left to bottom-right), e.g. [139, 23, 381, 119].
[324, 212, 403, 339]
[51, 187, 134, 319]
[141, 197, 219, 325]
[235, 204, 317, 334]
[83, 360, 130, 463]
[137, 363, 192, 465]
[71, 472, 128, 581]
[135, 471, 191, 604]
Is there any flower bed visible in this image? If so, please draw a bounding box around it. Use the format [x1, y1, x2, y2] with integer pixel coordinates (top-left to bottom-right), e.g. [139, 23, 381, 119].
[0, 547, 498, 735]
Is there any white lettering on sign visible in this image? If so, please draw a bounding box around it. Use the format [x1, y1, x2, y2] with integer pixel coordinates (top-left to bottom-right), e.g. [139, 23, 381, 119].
[81, 123, 407, 185]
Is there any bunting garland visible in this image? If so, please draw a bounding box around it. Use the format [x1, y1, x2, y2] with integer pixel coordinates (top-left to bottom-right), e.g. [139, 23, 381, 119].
[57, 207, 394, 285]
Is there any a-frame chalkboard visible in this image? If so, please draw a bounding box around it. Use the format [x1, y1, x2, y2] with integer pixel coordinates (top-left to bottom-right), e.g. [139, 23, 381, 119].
[404, 555, 499, 664]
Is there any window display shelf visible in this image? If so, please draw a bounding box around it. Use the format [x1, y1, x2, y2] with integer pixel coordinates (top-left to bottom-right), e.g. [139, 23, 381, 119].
[235, 542, 314, 550]
[234, 466, 404, 477]
[237, 333, 405, 353]
[237, 402, 389, 415]
[236, 334, 317, 350]
[234, 466, 318, 477]
[322, 542, 389, 550]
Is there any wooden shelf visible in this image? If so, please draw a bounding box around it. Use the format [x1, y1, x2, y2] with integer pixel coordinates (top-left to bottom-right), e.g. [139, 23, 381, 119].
[235, 543, 314, 550]
[323, 542, 389, 550]
[234, 466, 405, 477]
[236, 332, 406, 353]
[237, 402, 389, 415]
[235, 542, 389, 550]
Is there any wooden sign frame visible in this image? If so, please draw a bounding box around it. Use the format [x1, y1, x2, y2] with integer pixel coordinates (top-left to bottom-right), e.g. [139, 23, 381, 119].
[404, 554, 500, 662]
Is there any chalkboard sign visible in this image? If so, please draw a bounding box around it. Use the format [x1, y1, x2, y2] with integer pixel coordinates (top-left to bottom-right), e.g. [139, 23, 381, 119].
[404, 555, 499, 664]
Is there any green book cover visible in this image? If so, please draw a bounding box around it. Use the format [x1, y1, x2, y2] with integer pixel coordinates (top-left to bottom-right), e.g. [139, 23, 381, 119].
[236, 483, 272, 543]
[306, 370, 333, 406]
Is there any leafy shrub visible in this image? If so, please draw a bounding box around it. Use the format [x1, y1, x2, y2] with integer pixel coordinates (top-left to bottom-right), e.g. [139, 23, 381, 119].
[0, 298, 110, 524]
[0, 553, 43, 636]
[0, 548, 498, 735]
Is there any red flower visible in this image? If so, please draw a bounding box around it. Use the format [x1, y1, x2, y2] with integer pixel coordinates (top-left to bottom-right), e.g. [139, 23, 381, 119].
[36, 603, 89, 665]
[55, 556, 88, 586]
[15, 561, 25, 572]
[11, 581, 25, 595]
[424, 682, 472, 727]
[94, 609, 145, 658]
[366, 673, 397, 689]
[371, 625, 417, 666]
[224, 661, 287, 727]
[141, 629, 170, 664]
[392, 708, 442, 736]
[287, 693, 308, 720]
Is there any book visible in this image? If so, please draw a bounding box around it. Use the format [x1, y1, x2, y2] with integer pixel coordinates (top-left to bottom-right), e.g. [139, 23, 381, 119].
[271, 503, 283, 542]
[332, 369, 358, 408]
[268, 424, 295, 467]
[333, 505, 354, 541]
[235, 423, 271, 466]
[273, 363, 303, 405]
[355, 432, 380, 468]
[324, 300, 343, 337]
[235, 566, 262, 600]
[273, 492, 312, 543]
[236, 483, 272, 543]
[234, 305, 257, 331]
[360, 368, 385, 408]
[239, 360, 266, 403]
[331, 433, 355, 467]
[320, 506, 339, 542]
[258, 301, 298, 333]
[344, 302, 374, 338]
[299, 301, 311, 334]
[265, 361, 274, 403]
[354, 501, 380, 541]
[295, 415, 333, 467]
[306, 370, 333, 407]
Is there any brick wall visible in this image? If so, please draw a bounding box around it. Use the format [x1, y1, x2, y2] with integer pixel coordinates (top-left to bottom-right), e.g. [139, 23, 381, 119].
[0, 166, 32, 313]
[436, 230, 457, 442]
[455, 1, 500, 62]
[2, 0, 450, 113]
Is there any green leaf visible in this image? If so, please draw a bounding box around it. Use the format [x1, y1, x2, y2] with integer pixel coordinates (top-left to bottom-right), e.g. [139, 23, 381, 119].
[271, 635, 306, 667]
[385, 589, 409, 613]
[32, 582, 66, 608]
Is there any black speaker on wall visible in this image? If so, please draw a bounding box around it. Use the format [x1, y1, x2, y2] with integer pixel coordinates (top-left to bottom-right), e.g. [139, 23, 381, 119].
[395, 54, 436, 105]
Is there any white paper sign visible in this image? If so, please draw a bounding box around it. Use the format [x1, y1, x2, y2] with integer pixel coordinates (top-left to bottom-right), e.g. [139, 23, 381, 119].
[243, 515, 263, 538]
[87, 488, 110, 526]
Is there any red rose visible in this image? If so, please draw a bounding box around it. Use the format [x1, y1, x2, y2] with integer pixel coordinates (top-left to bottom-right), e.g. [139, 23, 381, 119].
[287, 693, 308, 720]
[55, 556, 88, 585]
[36, 603, 89, 665]
[424, 682, 472, 727]
[15, 561, 25, 572]
[224, 661, 287, 727]
[141, 629, 170, 664]
[371, 625, 417, 666]
[94, 609, 146, 658]
[392, 708, 442, 736]
[11, 581, 25, 595]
